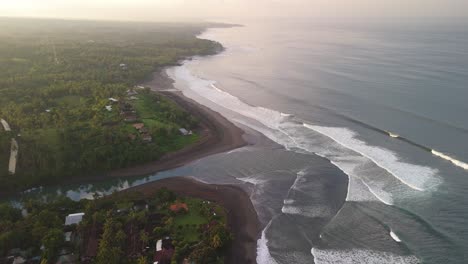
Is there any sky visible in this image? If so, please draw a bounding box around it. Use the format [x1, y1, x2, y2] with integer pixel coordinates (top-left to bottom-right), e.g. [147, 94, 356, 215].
[0, 0, 467, 21]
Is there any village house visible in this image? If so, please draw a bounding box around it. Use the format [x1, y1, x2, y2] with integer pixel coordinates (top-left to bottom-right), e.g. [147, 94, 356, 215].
[131, 123, 152, 142]
[108, 97, 119, 103]
[179, 128, 191, 136]
[65, 212, 84, 226]
[127, 89, 138, 96]
[153, 238, 174, 264]
[132, 123, 145, 131]
[169, 202, 188, 213]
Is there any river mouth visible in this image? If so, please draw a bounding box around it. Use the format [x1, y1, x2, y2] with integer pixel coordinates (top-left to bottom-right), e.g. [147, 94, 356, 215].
[7, 19, 468, 264]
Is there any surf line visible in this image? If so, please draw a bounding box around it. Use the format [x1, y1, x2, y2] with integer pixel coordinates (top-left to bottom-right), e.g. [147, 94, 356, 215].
[330, 112, 468, 171]
[386, 132, 468, 171]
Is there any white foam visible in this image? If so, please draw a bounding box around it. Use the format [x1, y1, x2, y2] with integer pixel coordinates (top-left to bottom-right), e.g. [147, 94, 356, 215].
[390, 230, 402, 243]
[311, 248, 420, 264]
[281, 169, 335, 217]
[282, 204, 333, 218]
[432, 150, 468, 170]
[304, 124, 439, 191]
[257, 222, 279, 264]
[238, 176, 266, 186]
[168, 60, 441, 207]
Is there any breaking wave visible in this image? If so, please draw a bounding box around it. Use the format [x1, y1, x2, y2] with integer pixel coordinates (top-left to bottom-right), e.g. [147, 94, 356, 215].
[168, 61, 442, 206]
[311, 248, 420, 264]
[390, 230, 402, 243]
[431, 150, 468, 170]
[257, 221, 279, 264]
[303, 124, 438, 191]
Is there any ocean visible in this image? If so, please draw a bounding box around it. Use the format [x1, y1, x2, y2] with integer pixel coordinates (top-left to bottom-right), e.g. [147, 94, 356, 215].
[11, 18, 468, 263]
[166, 18, 468, 263]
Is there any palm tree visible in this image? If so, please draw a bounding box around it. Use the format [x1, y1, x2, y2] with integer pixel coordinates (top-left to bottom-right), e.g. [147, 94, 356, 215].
[140, 230, 149, 252]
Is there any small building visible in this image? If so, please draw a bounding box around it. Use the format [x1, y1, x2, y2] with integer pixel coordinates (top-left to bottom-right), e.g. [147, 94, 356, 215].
[108, 97, 119, 103]
[105, 105, 112, 111]
[127, 89, 138, 96]
[65, 213, 85, 226]
[12, 256, 26, 264]
[179, 128, 189, 136]
[169, 202, 188, 213]
[154, 238, 175, 264]
[155, 239, 162, 251]
[119, 63, 128, 70]
[132, 123, 145, 130]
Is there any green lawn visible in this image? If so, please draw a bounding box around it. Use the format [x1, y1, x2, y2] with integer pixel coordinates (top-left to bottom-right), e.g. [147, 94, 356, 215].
[173, 198, 209, 243]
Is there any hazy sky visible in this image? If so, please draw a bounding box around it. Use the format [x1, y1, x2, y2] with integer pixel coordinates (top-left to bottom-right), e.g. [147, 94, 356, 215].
[1, 0, 467, 21]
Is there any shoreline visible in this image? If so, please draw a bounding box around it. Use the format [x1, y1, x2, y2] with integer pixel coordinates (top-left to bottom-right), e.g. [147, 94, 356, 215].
[105, 69, 247, 178]
[124, 176, 260, 264]
[1, 68, 246, 197]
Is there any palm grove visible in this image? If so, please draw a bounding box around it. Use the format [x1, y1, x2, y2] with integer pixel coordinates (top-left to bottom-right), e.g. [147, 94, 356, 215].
[0, 18, 223, 193]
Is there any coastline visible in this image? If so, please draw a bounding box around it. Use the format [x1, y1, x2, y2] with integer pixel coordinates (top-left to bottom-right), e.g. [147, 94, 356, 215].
[0, 68, 246, 197]
[124, 176, 261, 264]
[105, 69, 247, 178]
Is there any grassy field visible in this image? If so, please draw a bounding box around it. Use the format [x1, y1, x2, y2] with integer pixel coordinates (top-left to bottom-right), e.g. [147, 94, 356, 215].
[131, 92, 200, 152]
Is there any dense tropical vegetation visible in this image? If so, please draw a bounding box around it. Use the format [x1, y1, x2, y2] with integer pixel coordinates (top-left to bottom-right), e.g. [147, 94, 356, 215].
[0, 17, 224, 193]
[0, 188, 232, 263]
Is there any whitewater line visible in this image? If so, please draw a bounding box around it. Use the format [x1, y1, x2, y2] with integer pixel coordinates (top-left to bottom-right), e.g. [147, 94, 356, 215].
[174, 66, 397, 204]
[203, 79, 435, 192]
[390, 230, 402, 243]
[388, 132, 400, 138]
[304, 124, 428, 191]
[386, 130, 468, 171]
[431, 150, 468, 171]
[257, 220, 279, 264]
[277, 125, 394, 205]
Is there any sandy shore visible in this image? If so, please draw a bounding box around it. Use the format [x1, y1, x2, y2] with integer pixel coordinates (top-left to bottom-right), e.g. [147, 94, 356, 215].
[125, 176, 260, 264]
[107, 70, 246, 178]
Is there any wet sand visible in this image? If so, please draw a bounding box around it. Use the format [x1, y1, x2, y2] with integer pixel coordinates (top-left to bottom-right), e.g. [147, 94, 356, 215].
[125, 176, 261, 264]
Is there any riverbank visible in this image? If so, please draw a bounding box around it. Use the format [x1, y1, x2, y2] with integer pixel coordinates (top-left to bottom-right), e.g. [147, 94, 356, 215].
[124, 176, 261, 264]
[106, 69, 247, 178]
[0, 68, 247, 199]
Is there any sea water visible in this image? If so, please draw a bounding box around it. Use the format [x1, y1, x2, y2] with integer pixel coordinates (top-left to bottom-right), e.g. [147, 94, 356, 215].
[168, 18, 468, 264]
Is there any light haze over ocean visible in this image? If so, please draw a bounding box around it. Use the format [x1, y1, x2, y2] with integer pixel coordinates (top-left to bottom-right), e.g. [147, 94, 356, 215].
[169, 18, 468, 263]
[4, 1, 468, 263]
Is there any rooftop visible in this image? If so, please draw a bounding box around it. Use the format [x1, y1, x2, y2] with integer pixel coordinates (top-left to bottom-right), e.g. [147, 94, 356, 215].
[65, 213, 85, 226]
